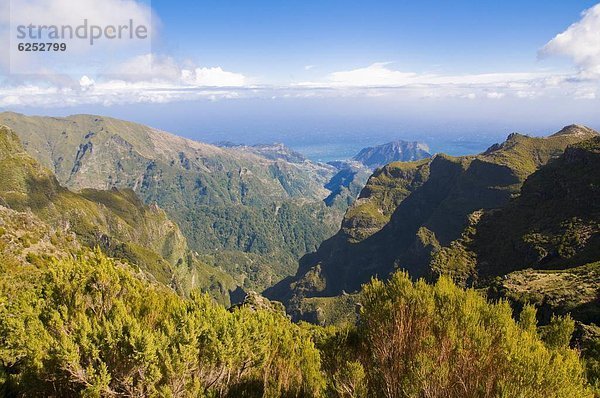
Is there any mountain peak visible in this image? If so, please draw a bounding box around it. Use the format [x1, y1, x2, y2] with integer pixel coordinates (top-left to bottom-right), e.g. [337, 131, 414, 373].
[551, 124, 598, 138]
[352, 140, 431, 169]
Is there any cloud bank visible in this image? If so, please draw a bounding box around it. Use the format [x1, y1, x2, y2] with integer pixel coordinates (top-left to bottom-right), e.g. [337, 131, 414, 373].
[1, 2, 600, 107]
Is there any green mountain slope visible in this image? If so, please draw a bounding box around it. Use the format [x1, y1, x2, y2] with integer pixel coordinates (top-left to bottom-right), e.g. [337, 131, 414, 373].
[268, 125, 598, 316]
[474, 136, 600, 276]
[2, 205, 591, 396]
[0, 205, 83, 270]
[323, 162, 373, 209]
[462, 136, 600, 325]
[499, 262, 600, 325]
[0, 125, 235, 303]
[215, 141, 311, 163]
[0, 112, 343, 292]
[0, 125, 596, 396]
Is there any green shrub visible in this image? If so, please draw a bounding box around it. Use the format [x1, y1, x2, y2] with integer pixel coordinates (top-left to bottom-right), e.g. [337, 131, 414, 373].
[0, 250, 324, 397]
[541, 314, 576, 349]
[357, 272, 592, 398]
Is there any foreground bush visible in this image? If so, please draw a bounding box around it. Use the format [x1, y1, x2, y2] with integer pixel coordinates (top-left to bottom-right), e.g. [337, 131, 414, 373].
[0, 250, 323, 397]
[1, 251, 594, 397]
[357, 272, 592, 398]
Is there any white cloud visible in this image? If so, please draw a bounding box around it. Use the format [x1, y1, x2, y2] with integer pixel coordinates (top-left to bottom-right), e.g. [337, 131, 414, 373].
[291, 61, 600, 103]
[298, 62, 548, 89]
[0, 79, 244, 107]
[79, 75, 95, 91]
[106, 54, 248, 87]
[304, 65, 316, 71]
[1, 56, 598, 107]
[516, 90, 537, 99]
[540, 3, 600, 78]
[574, 88, 597, 100]
[181, 67, 247, 87]
[486, 92, 505, 99]
[107, 54, 181, 81]
[0, 53, 251, 107]
[327, 62, 418, 87]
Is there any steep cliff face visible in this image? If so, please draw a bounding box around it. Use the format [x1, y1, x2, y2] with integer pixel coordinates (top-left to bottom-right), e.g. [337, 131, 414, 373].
[341, 158, 431, 242]
[474, 136, 600, 277]
[0, 125, 235, 302]
[268, 126, 599, 317]
[468, 136, 600, 326]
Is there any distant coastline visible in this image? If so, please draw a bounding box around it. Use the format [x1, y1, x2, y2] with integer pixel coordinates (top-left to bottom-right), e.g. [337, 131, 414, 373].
[288, 136, 499, 163]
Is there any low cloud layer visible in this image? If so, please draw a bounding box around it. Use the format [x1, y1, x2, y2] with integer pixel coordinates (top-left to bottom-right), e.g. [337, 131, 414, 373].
[302, 63, 548, 88]
[108, 54, 248, 87]
[1, 3, 599, 107]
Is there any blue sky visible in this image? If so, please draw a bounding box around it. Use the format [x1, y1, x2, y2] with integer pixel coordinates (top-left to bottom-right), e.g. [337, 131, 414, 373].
[151, 0, 595, 77]
[1, 0, 600, 155]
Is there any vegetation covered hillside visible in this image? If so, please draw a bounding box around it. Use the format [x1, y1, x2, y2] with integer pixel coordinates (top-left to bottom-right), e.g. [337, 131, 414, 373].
[0, 224, 323, 396]
[0, 112, 345, 292]
[474, 136, 600, 277]
[0, 215, 593, 396]
[0, 122, 597, 396]
[421, 135, 600, 327]
[0, 125, 235, 303]
[463, 136, 600, 327]
[268, 125, 598, 319]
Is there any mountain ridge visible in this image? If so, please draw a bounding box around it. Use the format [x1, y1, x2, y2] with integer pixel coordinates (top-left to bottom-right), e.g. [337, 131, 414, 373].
[0, 112, 344, 292]
[0, 124, 236, 303]
[267, 125, 599, 318]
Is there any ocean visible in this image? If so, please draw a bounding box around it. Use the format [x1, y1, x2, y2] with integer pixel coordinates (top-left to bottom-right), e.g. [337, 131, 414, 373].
[285, 135, 501, 163]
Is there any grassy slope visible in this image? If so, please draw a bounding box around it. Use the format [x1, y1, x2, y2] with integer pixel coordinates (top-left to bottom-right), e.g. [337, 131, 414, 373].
[499, 262, 600, 325]
[342, 158, 431, 242]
